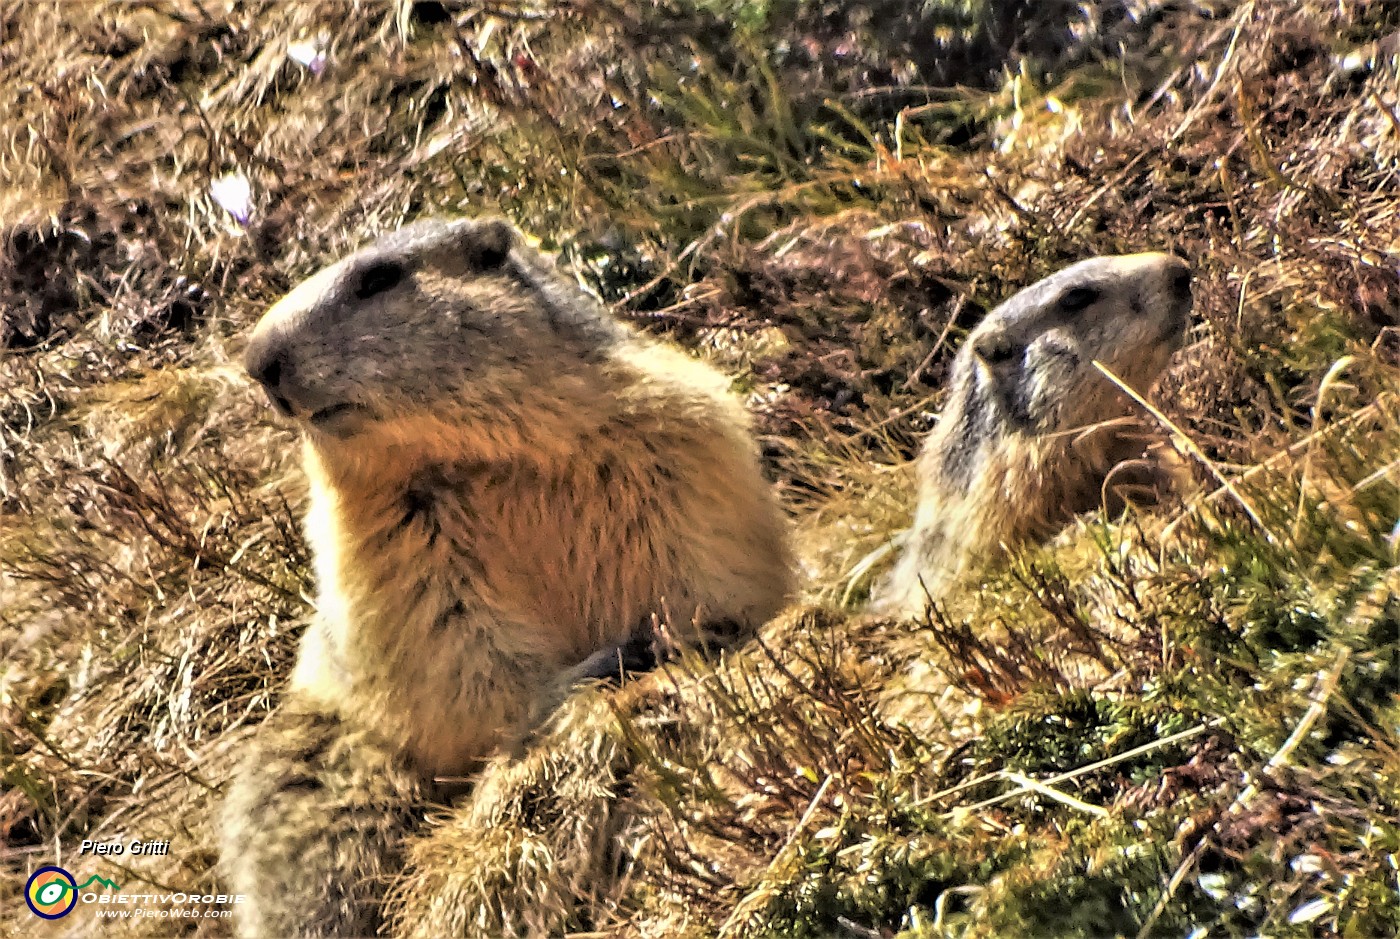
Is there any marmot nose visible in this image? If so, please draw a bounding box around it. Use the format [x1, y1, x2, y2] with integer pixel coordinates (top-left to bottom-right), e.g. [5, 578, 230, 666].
[246, 347, 285, 391]
[1167, 261, 1192, 304]
[245, 344, 296, 416]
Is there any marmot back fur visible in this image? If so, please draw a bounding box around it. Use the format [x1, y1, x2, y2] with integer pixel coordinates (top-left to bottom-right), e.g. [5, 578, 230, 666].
[220, 216, 793, 937]
[875, 252, 1192, 614]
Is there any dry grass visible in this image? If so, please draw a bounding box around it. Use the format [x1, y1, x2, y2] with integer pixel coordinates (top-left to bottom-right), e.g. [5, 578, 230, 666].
[2, 0, 1397, 936]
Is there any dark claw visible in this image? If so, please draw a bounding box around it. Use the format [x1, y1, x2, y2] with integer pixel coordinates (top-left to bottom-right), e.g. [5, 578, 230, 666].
[569, 630, 660, 685]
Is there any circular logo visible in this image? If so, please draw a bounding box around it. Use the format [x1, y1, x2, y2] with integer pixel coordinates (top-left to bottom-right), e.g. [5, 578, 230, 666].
[25, 866, 78, 919]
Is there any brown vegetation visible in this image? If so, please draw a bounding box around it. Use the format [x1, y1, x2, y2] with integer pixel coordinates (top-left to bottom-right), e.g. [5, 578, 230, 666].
[1, 0, 1397, 936]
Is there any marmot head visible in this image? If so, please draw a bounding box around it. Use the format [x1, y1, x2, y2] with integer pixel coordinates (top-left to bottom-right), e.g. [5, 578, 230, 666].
[243, 217, 626, 467]
[936, 253, 1191, 476]
[875, 253, 1193, 613]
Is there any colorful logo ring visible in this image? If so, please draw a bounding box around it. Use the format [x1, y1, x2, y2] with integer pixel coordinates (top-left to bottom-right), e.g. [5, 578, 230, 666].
[26, 866, 78, 919]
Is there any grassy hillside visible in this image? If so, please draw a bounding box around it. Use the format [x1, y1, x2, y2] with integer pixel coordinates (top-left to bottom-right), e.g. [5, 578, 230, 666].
[1, 0, 1397, 936]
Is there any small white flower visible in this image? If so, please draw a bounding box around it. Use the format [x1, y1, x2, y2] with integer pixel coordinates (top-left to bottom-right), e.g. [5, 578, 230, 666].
[1197, 871, 1231, 901]
[211, 172, 253, 225]
[1290, 853, 1325, 874]
[287, 35, 327, 75]
[1287, 897, 1332, 924]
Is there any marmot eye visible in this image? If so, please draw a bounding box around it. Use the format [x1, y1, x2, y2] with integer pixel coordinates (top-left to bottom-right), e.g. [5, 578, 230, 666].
[355, 262, 404, 299]
[1058, 286, 1100, 313]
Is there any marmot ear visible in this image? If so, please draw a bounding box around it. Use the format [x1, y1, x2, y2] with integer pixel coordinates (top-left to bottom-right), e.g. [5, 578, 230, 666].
[974, 332, 1018, 365]
[465, 218, 514, 271]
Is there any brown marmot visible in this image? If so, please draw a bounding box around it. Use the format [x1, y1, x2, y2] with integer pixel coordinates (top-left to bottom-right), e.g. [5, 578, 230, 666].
[219, 216, 794, 938]
[874, 252, 1192, 614]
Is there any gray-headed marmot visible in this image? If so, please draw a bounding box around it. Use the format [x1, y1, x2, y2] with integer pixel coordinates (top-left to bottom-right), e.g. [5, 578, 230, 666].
[220, 216, 793, 937]
[875, 252, 1192, 614]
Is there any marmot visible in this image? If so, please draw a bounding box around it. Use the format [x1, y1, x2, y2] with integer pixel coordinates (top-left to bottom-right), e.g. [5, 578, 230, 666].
[220, 216, 793, 938]
[875, 252, 1192, 614]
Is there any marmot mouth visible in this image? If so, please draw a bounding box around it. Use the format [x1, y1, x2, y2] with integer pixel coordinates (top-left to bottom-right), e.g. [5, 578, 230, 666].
[309, 402, 366, 427]
[263, 388, 295, 418]
[1161, 306, 1192, 347]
